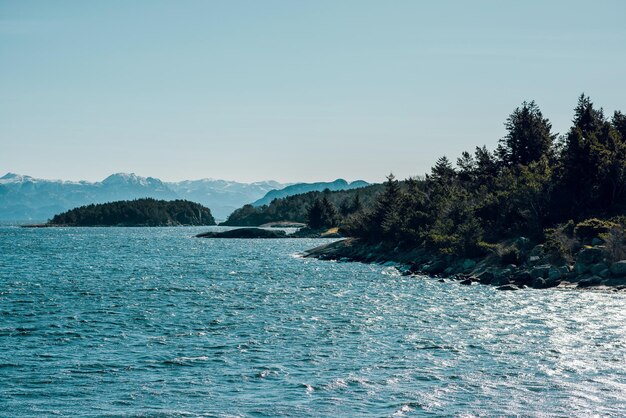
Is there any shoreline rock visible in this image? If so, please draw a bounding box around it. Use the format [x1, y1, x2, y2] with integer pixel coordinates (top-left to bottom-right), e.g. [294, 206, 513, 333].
[196, 226, 344, 239]
[196, 228, 288, 239]
[303, 238, 626, 292]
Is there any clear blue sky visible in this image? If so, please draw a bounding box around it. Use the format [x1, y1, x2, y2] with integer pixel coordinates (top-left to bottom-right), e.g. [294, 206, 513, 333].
[1, 0, 625, 183]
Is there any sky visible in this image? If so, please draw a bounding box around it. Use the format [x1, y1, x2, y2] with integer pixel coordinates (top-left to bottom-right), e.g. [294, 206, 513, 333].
[1, 0, 625, 183]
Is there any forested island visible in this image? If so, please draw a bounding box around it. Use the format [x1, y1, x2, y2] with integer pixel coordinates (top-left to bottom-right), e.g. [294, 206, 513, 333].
[227, 94, 626, 290]
[46, 198, 216, 227]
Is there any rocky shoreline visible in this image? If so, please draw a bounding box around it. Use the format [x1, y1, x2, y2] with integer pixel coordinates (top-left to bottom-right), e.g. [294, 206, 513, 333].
[196, 227, 343, 239]
[304, 238, 626, 292]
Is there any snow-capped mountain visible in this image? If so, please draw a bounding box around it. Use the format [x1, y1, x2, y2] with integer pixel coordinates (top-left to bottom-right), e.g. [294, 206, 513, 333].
[166, 178, 289, 220]
[0, 172, 289, 222]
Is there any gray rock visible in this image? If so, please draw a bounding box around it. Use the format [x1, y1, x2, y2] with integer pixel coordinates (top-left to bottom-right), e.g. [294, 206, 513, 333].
[477, 270, 495, 285]
[548, 267, 562, 281]
[532, 278, 546, 289]
[610, 260, 626, 277]
[576, 247, 604, 265]
[601, 277, 626, 287]
[530, 265, 551, 279]
[196, 228, 287, 239]
[425, 259, 447, 275]
[577, 275, 603, 288]
[532, 276, 561, 289]
[497, 284, 520, 291]
[590, 263, 608, 276]
[460, 279, 474, 285]
[512, 271, 533, 286]
[462, 259, 477, 271]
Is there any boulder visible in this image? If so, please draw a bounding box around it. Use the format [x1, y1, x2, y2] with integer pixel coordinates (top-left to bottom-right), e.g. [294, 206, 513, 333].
[532, 276, 561, 289]
[530, 265, 551, 279]
[610, 260, 626, 277]
[512, 270, 533, 286]
[532, 278, 546, 289]
[425, 259, 447, 275]
[443, 267, 456, 276]
[601, 277, 626, 287]
[548, 267, 563, 281]
[577, 275, 603, 288]
[590, 263, 608, 276]
[576, 247, 604, 265]
[462, 259, 477, 271]
[460, 279, 474, 285]
[497, 284, 520, 291]
[491, 269, 513, 285]
[477, 270, 495, 285]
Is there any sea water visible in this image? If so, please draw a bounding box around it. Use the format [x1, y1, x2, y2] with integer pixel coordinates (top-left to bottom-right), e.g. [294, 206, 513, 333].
[1, 227, 625, 416]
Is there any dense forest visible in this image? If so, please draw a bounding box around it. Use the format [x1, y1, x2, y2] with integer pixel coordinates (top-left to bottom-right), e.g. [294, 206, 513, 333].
[49, 198, 216, 226]
[223, 94, 626, 265]
[341, 94, 626, 262]
[220, 185, 383, 226]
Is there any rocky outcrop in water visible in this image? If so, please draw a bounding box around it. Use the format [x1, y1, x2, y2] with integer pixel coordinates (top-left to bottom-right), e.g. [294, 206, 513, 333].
[196, 228, 287, 238]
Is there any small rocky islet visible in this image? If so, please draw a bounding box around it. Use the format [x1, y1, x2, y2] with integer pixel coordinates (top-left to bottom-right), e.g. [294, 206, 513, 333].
[195, 227, 342, 239]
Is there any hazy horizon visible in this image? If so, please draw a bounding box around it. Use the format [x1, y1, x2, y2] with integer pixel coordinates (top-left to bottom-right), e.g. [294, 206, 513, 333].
[0, 170, 372, 185]
[2, 1, 625, 183]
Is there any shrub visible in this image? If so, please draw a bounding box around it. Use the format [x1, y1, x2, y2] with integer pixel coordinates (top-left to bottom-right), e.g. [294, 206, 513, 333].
[543, 227, 575, 264]
[574, 218, 618, 242]
[600, 227, 626, 263]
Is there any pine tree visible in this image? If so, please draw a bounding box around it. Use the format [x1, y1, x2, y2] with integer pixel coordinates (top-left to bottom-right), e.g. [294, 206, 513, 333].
[497, 101, 555, 167]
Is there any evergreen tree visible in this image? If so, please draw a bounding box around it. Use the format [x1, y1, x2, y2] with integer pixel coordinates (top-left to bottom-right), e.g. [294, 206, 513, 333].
[307, 197, 339, 229]
[497, 101, 555, 167]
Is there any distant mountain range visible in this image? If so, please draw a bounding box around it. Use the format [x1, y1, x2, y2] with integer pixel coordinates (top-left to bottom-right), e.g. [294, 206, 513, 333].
[0, 173, 369, 223]
[252, 179, 370, 207]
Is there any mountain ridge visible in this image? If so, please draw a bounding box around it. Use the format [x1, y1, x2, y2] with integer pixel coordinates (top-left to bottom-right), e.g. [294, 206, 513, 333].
[252, 179, 369, 207]
[0, 172, 368, 223]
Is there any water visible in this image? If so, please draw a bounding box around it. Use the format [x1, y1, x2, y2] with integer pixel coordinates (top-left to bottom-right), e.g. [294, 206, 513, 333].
[1, 227, 626, 417]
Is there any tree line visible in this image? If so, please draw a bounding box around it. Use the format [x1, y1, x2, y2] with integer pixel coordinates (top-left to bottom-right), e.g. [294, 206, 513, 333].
[49, 198, 216, 226]
[341, 94, 626, 259]
[221, 186, 382, 227]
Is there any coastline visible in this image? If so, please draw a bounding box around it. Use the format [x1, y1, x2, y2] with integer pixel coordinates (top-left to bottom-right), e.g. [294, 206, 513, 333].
[304, 238, 626, 292]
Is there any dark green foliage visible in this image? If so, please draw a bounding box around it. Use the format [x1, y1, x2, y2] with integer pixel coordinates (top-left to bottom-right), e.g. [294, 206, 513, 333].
[49, 198, 215, 226]
[497, 101, 556, 167]
[221, 184, 382, 226]
[339, 95, 626, 259]
[224, 94, 625, 259]
[574, 218, 618, 242]
[307, 197, 339, 229]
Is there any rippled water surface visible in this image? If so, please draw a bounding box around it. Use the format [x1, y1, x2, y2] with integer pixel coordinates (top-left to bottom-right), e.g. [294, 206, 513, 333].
[1, 227, 626, 417]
